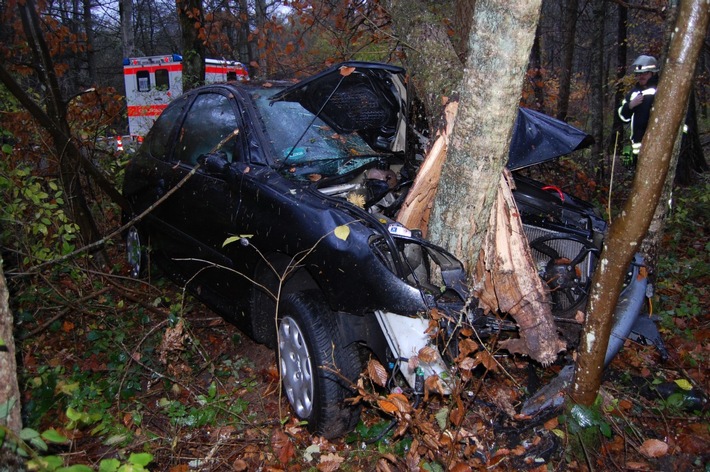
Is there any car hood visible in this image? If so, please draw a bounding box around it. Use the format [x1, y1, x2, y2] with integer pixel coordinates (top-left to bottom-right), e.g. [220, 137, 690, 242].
[507, 108, 594, 170]
[269, 61, 407, 153]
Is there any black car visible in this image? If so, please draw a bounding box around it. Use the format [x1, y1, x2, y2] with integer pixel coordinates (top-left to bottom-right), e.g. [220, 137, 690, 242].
[123, 62, 663, 438]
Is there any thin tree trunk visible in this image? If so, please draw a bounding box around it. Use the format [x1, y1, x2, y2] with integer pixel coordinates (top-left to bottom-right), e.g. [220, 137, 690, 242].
[608, 3, 628, 158]
[588, 0, 605, 180]
[83, 0, 96, 84]
[571, 0, 708, 406]
[120, 0, 135, 58]
[556, 0, 578, 121]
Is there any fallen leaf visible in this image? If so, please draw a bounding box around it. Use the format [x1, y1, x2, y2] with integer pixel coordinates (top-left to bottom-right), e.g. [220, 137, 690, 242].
[270, 428, 295, 464]
[233, 459, 248, 471]
[318, 452, 344, 471]
[639, 438, 668, 458]
[367, 359, 388, 387]
[339, 66, 355, 77]
[418, 345, 438, 363]
[334, 224, 350, 241]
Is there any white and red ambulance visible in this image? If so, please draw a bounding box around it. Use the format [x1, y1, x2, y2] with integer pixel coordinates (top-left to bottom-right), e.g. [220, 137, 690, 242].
[123, 54, 249, 138]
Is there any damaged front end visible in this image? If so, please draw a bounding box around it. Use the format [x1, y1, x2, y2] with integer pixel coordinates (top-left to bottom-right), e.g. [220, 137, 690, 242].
[367, 228, 471, 393]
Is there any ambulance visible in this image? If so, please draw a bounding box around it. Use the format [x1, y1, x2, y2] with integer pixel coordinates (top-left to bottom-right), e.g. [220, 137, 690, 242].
[123, 54, 249, 138]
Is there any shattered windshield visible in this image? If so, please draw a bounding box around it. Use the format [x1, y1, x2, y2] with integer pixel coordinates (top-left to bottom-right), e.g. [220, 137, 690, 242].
[250, 87, 384, 181]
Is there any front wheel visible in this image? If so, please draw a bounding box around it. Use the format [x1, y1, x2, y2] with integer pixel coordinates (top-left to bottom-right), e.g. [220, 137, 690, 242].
[278, 291, 362, 439]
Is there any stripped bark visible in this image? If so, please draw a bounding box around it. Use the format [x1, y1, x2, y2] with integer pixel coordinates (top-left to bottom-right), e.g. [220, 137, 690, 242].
[396, 102, 458, 236]
[474, 171, 565, 365]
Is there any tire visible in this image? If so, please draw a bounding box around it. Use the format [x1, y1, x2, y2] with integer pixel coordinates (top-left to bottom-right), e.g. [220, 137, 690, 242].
[125, 225, 148, 278]
[278, 291, 362, 438]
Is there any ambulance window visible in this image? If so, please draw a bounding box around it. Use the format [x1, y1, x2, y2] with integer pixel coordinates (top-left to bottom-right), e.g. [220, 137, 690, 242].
[136, 70, 150, 92]
[174, 93, 240, 166]
[155, 69, 170, 90]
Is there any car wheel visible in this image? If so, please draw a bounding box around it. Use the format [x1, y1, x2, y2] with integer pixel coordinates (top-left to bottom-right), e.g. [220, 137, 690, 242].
[278, 291, 362, 438]
[125, 225, 147, 278]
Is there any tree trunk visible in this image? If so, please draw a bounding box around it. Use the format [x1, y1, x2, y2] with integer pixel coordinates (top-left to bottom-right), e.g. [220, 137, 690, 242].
[607, 3, 628, 157]
[428, 0, 541, 269]
[571, 0, 708, 406]
[15, 0, 103, 248]
[176, 0, 206, 92]
[0, 261, 23, 467]
[83, 0, 97, 85]
[386, 0, 463, 131]
[556, 0, 578, 121]
[588, 0, 605, 179]
[425, 0, 563, 365]
[120, 0, 135, 58]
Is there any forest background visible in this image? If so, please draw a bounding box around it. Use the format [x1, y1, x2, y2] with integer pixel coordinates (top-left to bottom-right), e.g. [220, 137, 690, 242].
[0, 0, 708, 471]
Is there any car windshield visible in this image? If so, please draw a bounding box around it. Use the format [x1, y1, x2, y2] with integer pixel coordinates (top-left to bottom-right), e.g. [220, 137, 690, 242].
[250, 87, 385, 181]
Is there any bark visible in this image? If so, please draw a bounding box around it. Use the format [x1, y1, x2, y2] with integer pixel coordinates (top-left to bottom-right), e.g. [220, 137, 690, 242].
[588, 0, 605, 178]
[176, 0, 206, 91]
[428, 0, 541, 270]
[84, 0, 96, 85]
[397, 102, 458, 235]
[529, 23, 545, 112]
[386, 0, 463, 131]
[120, 0, 136, 58]
[556, 0, 578, 121]
[0, 261, 23, 460]
[476, 171, 566, 365]
[571, 0, 709, 406]
[424, 0, 562, 365]
[607, 3, 628, 158]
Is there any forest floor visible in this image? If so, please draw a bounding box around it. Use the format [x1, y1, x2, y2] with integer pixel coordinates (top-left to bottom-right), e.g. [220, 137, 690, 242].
[10, 165, 709, 471]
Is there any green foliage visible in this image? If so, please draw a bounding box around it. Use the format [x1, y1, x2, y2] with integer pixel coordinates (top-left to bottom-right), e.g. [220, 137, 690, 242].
[0, 157, 80, 268]
[654, 180, 709, 334]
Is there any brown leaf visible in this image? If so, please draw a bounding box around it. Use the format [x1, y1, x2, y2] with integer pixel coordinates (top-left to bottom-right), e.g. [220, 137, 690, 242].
[317, 453, 344, 472]
[475, 350, 498, 371]
[377, 398, 399, 414]
[339, 66, 355, 77]
[458, 357, 478, 371]
[387, 393, 411, 413]
[639, 438, 668, 458]
[543, 416, 558, 431]
[418, 345, 438, 363]
[450, 463, 473, 472]
[232, 459, 248, 472]
[367, 359, 389, 388]
[423, 374, 445, 401]
[270, 428, 295, 464]
[458, 338, 479, 358]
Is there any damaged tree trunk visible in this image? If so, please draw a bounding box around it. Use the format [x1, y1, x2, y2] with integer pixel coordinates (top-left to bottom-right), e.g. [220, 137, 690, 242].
[475, 171, 565, 365]
[397, 102, 458, 235]
[391, 0, 562, 365]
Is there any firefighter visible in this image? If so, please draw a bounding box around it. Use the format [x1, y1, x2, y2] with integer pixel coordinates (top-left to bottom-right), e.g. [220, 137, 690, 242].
[617, 55, 660, 165]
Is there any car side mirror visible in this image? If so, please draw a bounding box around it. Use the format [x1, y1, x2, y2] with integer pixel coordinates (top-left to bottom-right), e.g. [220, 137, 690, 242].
[198, 151, 230, 176]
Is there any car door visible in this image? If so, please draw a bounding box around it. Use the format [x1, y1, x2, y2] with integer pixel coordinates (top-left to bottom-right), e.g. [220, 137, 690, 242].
[159, 88, 251, 304]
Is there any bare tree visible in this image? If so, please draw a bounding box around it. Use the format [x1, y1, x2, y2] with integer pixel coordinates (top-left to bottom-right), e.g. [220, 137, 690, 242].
[571, 0, 709, 406]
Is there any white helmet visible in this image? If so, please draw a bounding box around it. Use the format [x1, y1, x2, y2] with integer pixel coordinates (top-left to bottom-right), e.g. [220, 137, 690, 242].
[632, 55, 659, 73]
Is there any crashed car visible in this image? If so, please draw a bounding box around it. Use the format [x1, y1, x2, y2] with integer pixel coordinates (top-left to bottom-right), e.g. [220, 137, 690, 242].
[122, 61, 664, 438]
